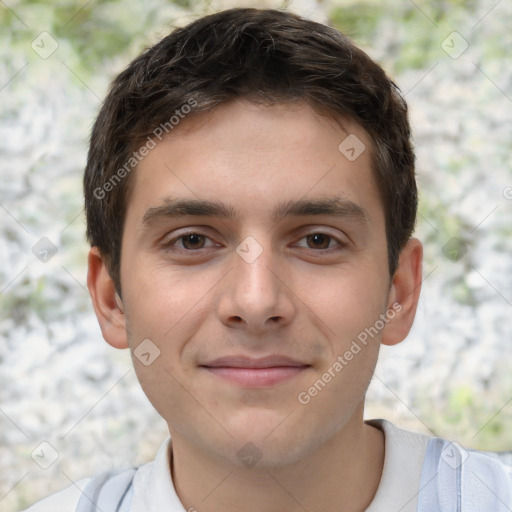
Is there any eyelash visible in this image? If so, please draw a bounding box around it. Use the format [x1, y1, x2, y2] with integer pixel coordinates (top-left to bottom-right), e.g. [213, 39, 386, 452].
[162, 230, 347, 253]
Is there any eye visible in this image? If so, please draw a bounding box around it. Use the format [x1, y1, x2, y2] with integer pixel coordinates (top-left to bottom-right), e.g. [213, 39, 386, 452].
[163, 232, 218, 251]
[180, 233, 207, 250]
[306, 233, 334, 250]
[295, 232, 346, 251]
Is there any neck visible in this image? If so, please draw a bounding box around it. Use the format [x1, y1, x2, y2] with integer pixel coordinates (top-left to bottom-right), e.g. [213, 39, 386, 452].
[169, 412, 385, 512]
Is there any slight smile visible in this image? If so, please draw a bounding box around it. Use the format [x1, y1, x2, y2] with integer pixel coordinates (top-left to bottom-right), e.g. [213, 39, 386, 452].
[200, 356, 311, 387]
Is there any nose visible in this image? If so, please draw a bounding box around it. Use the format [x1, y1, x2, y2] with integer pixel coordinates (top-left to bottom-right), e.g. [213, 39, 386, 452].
[216, 238, 296, 334]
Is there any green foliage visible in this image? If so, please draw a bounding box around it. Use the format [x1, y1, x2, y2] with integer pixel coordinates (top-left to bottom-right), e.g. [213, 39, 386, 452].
[417, 193, 466, 251]
[328, 0, 504, 73]
[329, 3, 383, 42]
[418, 379, 512, 451]
[0, 0, 187, 75]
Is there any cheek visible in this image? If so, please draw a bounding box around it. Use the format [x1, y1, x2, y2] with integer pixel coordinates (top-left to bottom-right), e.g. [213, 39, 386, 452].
[299, 264, 389, 344]
[123, 262, 211, 342]
[121, 268, 205, 428]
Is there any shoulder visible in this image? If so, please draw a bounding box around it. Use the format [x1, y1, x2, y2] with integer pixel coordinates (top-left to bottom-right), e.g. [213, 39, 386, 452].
[419, 436, 512, 510]
[20, 438, 172, 512]
[21, 478, 91, 512]
[20, 467, 138, 512]
[366, 419, 512, 511]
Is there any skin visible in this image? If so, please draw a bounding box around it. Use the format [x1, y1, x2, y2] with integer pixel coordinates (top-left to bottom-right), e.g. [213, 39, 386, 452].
[88, 99, 423, 512]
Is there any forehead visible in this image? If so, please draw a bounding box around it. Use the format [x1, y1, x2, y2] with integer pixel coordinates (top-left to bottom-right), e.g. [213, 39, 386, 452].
[125, 99, 384, 230]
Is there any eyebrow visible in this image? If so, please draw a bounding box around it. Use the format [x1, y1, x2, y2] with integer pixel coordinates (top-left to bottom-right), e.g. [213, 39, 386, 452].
[272, 197, 369, 225]
[141, 196, 369, 227]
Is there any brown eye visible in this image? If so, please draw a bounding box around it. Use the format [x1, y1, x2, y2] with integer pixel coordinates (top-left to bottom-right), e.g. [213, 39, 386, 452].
[306, 233, 332, 249]
[180, 234, 206, 249]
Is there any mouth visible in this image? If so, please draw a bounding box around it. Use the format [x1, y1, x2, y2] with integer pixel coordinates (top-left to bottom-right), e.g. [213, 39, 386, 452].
[199, 356, 311, 387]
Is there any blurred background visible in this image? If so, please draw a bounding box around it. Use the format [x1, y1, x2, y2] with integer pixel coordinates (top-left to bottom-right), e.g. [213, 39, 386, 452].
[1, 0, 511, 509]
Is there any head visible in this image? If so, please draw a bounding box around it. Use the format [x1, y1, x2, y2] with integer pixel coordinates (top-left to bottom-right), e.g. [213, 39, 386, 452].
[85, 7, 417, 292]
[86, 8, 422, 468]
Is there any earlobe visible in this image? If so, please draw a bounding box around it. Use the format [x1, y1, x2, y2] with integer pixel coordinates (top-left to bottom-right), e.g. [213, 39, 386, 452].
[87, 247, 129, 349]
[381, 238, 423, 347]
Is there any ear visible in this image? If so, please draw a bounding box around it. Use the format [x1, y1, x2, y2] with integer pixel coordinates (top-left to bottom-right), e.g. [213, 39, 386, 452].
[87, 247, 128, 349]
[381, 238, 423, 346]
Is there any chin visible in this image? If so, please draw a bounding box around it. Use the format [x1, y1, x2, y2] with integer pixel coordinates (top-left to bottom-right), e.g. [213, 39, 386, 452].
[218, 410, 321, 468]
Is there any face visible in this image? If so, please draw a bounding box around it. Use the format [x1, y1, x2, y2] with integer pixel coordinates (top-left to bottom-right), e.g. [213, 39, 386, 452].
[106, 99, 412, 468]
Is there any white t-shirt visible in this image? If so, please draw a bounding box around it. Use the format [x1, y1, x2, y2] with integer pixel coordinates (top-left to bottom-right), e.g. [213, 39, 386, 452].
[22, 420, 431, 512]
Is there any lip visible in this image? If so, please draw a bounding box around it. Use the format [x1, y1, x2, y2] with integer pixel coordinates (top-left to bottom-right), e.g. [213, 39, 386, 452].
[202, 355, 309, 368]
[200, 355, 310, 387]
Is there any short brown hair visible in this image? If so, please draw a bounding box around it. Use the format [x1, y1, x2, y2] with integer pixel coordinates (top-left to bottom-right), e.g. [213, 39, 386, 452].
[84, 7, 417, 292]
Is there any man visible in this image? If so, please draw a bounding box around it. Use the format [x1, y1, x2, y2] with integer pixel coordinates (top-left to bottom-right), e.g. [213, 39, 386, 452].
[25, 7, 511, 512]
